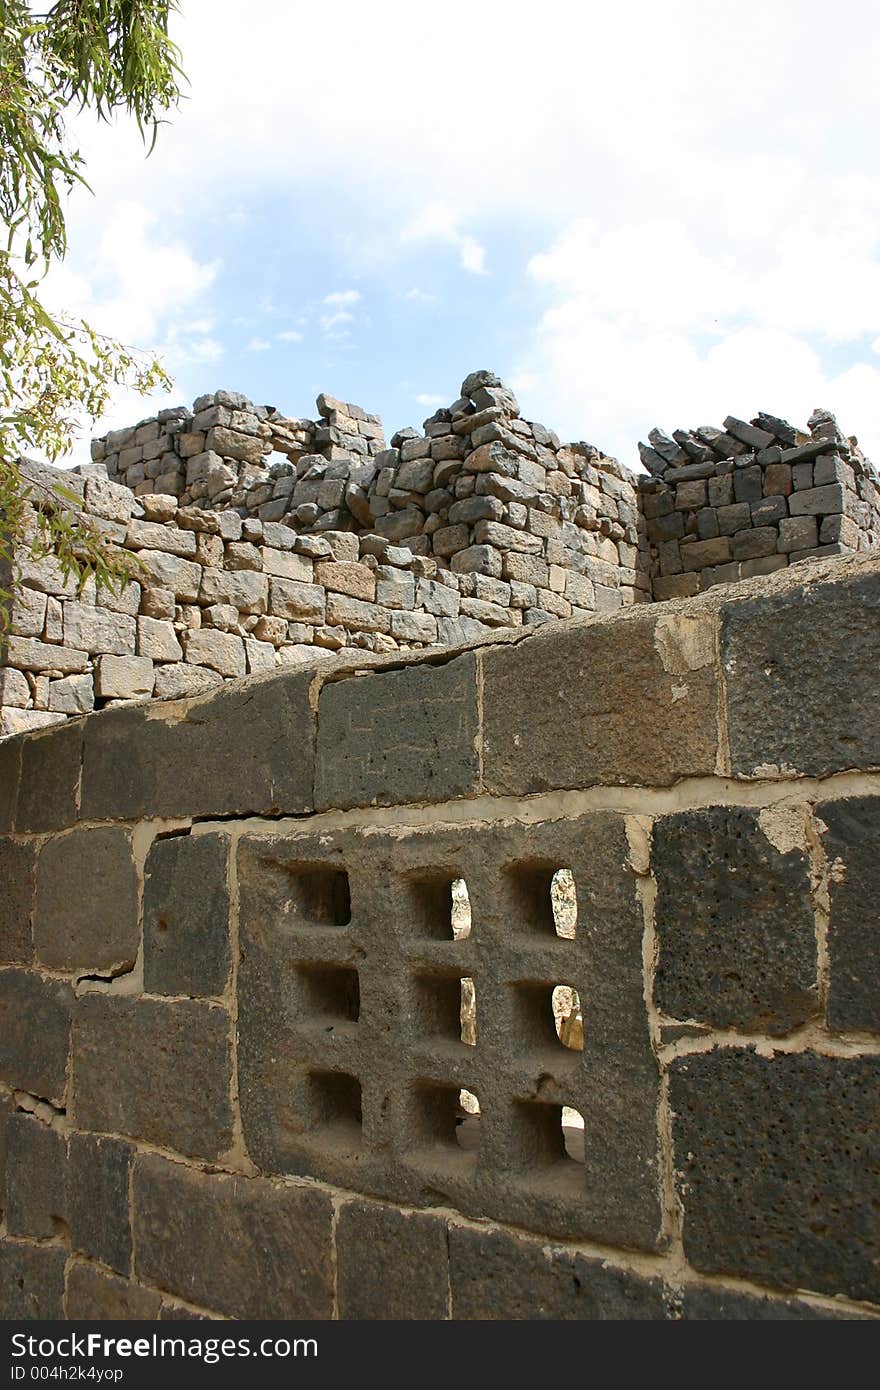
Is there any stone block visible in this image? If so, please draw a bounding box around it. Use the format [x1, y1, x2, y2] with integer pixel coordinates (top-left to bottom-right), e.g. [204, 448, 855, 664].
[10, 586, 46, 636]
[732, 526, 778, 561]
[0, 838, 35, 964]
[675, 479, 708, 511]
[143, 833, 231, 997]
[15, 720, 82, 833]
[324, 592, 390, 634]
[66, 1263, 161, 1320]
[136, 550, 203, 601]
[482, 607, 718, 793]
[81, 669, 315, 819]
[721, 566, 880, 777]
[133, 1154, 334, 1319]
[315, 652, 480, 810]
[5, 1113, 66, 1238]
[0, 969, 71, 1102]
[653, 574, 700, 601]
[125, 520, 197, 557]
[450, 545, 503, 578]
[336, 1202, 448, 1319]
[84, 475, 134, 522]
[94, 654, 154, 698]
[137, 616, 182, 662]
[733, 465, 763, 504]
[268, 578, 326, 622]
[259, 547, 313, 581]
[391, 610, 439, 643]
[777, 514, 818, 553]
[376, 572, 415, 609]
[820, 514, 861, 548]
[671, 1050, 880, 1303]
[763, 462, 792, 497]
[184, 629, 246, 678]
[35, 826, 138, 972]
[0, 1240, 65, 1319]
[199, 568, 268, 614]
[72, 995, 233, 1159]
[681, 537, 732, 571]
[315, 561, 376, 602]
[68, 1133, 134, 1275]
[501, 552, 549, 587]
[47, 673, 94, 714]
[153, 663, 223, 700]
[817, 796, 880, 1033]
[63, 603, 136, 656]
[449, 1226, 664, 1319]
[654, 807, 817, 1032]
[788, 484, 846, 516]
[416, 578, 459, 617]
[716, 502, 752, 536]
[4, 635, 89, 674]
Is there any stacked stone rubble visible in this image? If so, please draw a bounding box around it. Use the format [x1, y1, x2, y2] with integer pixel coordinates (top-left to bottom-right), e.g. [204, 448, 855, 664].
[3, 371, 880, 738]
[639, 409, 880, 600]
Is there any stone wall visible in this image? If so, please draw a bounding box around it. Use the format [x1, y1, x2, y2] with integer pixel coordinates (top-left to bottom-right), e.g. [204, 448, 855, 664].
[3, 372, 880, 738]
[0, 554, 878, 1320]
[639, 409, 880, 600]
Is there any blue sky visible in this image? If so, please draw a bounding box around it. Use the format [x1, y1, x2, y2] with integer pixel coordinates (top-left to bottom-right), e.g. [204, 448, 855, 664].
[50, 0, 880, 470]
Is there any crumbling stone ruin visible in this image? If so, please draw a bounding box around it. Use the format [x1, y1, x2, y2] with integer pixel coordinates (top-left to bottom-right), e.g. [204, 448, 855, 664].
[3, 369, 878, 737]
[0, 552, 878, 1320]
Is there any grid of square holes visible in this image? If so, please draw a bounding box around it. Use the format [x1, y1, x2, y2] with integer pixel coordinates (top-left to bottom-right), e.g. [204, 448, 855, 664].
[237, 814, 648, 1231]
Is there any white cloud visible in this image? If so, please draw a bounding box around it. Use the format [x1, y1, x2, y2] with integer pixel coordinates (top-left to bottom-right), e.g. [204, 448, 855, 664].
[519, 199, 880, 466]
[323, 289, 361, 306]
[416, 393, 445, 407]
[246, 337, 271, 352]
[277, 328, 304, 342]
[404, 288, 437, 304]
[400, 203, 487, 275]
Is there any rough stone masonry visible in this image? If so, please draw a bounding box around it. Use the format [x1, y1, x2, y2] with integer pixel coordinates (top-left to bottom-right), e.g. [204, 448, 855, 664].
[0, 553, 878, 1320]
[2, 370, 878, 736]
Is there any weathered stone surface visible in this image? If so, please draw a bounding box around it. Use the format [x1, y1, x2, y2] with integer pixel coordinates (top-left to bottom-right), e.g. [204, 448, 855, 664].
[315, 653, 480, 810]
[63, 603, 136, 656]
[0, 838, 35, 964]
[143, 833, 230, 997]
[133, 1154, 334, 1319]
[817, 796, 880, 1033]
[483, 608, 718, 793]
[184, 629, 246, 678]
[5, 635, 89, 673]
[81, 670, 315, 819]
[449, 1227, 665, 1319]
[722, 566, 880, 777]
[35, 826, 138, 972]
[153, 662, 223, 700]
[0, 1239, 65, 1319]
[94, 653, 154, 698]
[68, 1134, 134, 1276]
[137, 615, 183, 662]
[671, 1050, 880, 1303]
[336, 1202, 448, 1319]
[66, 1263, 162, 1320]
[72, 995, 233, 1159]
[199, 568, 268, 614]
[4, 1113, 66, 1239]
[14, 720, 81, 834]
[653, 807, 817, 1033]
[0, 969, 72, 1103]
[675, 1284, 857, 1320]
[268, 577, 325, 622]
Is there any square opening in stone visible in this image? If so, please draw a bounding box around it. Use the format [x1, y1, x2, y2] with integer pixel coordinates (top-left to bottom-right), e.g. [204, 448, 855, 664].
[512, 981, 582, 1053]
[511, 1100, 585, 1171]
[506, 862, 577, 937]
[413, 971, 476, 1045]
[302, 1070, 362, 1142]
[284, 866, 351, 927]
[294, 963, 360, 1023]
[410, 1080, 481, 1158]
[405, 873, 471, 940]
